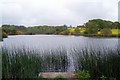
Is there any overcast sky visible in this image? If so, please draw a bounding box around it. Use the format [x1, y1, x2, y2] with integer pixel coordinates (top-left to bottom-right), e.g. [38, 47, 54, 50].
[1, 0, 119, 27]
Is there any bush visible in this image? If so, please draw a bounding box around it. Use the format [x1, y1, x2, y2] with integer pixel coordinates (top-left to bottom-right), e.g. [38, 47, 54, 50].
[2, 32, 8, 38]
[76, 70, 90, 80]
[54, 76, 67, 80]
[74, 28, 80, 35]
[100, 28, 112, 35]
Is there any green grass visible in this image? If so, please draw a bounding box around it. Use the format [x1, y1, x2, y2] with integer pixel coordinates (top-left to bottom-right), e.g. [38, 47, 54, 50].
[68, 28, 120, 35]
[112, 29, 120, 34]
[98, 29, 120, 35]
[68, 28, 85, 34]
[68, 28, 75, 33]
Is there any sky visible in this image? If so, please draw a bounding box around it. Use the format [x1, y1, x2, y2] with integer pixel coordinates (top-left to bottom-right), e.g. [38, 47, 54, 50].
[1, 0, 119, 27]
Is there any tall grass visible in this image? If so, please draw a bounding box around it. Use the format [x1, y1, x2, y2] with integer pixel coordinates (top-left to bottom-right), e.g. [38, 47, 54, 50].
[40, 49, 68, 72]
[72, 48, 120, 79]
[1, 47, 68, 78]
[1, 46, 120, 79]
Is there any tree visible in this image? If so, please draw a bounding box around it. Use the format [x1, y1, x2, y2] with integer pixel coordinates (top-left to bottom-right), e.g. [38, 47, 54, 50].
[84, 19, 116, 34]
[112, 22, 120, 29]
[84, 22, 98, 34]
[60, 30, 70, 35]
[16, 31, 23, 35]
[85, 19, 113, 29]
[2, 32, 8, 38]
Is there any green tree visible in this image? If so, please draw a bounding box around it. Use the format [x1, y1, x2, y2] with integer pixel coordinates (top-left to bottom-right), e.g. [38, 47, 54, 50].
[60, 30, 70, 35]
[85, 22, 98, 34]
[84, 19, 116, 34]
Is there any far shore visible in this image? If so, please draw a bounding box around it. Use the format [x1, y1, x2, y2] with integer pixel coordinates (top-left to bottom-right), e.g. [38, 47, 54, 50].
[1, 34, 120, 41]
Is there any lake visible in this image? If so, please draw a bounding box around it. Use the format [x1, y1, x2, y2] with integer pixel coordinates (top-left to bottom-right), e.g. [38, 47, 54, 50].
[2, 35, 118, 51]
[2, 35, 119, 71]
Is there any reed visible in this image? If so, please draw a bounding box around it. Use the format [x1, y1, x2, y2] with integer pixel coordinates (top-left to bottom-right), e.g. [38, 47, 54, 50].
[1, 47, 68, 78]
[1, 47, 120, 79]
[72, 48, 120, 79]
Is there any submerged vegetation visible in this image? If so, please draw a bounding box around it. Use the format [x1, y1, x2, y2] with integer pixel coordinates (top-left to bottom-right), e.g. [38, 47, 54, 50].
[1, 47, 120, 79]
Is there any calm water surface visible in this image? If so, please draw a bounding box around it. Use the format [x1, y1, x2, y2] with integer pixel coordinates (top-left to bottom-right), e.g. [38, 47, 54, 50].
[3, 35, 118, 51]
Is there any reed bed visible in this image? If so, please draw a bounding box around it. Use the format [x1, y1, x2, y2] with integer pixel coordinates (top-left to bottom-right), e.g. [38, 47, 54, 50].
[71, 48, 120, 79]
[1, 47, 68, 78]
[1, 47, 120, 79]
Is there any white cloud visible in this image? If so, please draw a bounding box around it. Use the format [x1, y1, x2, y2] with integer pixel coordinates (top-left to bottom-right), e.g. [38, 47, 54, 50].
[1, 0, 119, 26]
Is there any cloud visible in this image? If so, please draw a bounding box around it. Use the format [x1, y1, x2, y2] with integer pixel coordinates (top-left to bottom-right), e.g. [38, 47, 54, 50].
[1, 0, 119, 26]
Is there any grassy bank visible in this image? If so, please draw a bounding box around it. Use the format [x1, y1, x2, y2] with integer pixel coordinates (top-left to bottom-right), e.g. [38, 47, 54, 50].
[68, 28, 120, 37]
[79, 34, 120, 38]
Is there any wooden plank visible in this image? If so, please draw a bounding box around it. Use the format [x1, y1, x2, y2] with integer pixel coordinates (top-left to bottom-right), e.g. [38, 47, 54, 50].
[39, 72, 76, 78]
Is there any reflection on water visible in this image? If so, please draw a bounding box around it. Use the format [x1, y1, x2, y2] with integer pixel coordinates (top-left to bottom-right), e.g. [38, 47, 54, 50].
[2, 35, 118, 51]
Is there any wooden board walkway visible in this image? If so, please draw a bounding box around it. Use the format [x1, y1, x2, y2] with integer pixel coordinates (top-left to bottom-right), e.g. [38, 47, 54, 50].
[39, 72, 76, 78]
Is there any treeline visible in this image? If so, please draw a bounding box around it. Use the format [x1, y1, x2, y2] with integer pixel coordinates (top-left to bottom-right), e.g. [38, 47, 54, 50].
[84, 19, 120, 34]
[1, 19, 120, 38]
[2, 25, 67, 35]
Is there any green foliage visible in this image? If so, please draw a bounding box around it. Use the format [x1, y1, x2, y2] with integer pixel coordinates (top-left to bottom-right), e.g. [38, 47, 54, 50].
[1, 46, 120, 79]
[100, 75, 107, 80]
[2, 32, 8, 38]
[54, 76, 67, 80]
[72, 48, 120, 79]
[1, 19, 120, 36]
[100, 28, 112, 35]
[0, 31, 8, 40]
[113, 22, 120, 29]
[84, 19, 118, 34]
[27, 25, 67, 35]
[74, 28, 80, 35]
[85, 25, 98, 34]
[55, 25, 67, 34]
[60, 30, 70, 35]
[2, 47, 68, 78]
[2, 25, 27, 35]
[85, 19, 113, 29]
[38, 75, 45, 80]
[76, 70, 90, 80]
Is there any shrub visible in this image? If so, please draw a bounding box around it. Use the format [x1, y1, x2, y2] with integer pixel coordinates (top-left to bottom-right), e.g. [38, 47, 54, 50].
[100, 28, 112, 35]
[76, 70, 90, 80]
[2, 32, 8, 38]
[54, 75, 67, 80]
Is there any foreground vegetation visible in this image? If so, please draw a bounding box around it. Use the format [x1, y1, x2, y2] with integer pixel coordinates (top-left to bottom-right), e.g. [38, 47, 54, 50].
[72, 48, 120, 80]
[1, 47, 120, 79]
[2, 48, 68, 78]
[1, 19, 120, 39]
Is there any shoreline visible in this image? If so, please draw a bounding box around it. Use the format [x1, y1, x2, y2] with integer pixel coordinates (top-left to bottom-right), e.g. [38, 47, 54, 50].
[1, 34, 120, 41]
[75, 34, 120, 38]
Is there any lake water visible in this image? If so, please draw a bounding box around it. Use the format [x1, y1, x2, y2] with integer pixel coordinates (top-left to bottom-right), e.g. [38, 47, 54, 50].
[2, 35, 119, 51]
[2, 35, 119, 71]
